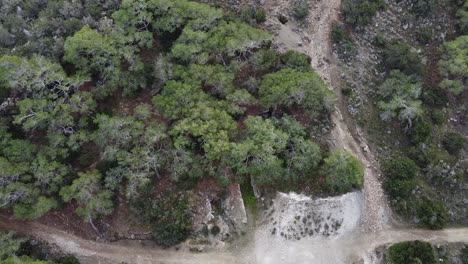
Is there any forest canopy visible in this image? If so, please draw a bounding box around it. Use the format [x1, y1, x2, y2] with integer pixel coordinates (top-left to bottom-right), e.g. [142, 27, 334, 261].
[0, 0, 366, 247]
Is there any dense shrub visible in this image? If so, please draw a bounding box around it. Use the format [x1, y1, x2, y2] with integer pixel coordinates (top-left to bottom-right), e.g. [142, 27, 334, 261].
[382, 157, 419, 209]
[280, 50, 312, 71]
[383, 157, 418, 180]
[382, 41, 422, 76]
[387, 241, 436, 264]
[416, 197, 447, 229]
[342, 0, 385, 27]
[132, 191, 192, 247]
[321, 150, 364, 194]
[442, 132, 465, 155]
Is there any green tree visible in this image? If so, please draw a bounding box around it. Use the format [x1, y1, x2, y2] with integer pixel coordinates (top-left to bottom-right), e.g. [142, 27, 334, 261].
[275, 115, 321, 181]
[93, 114, 145, 159]
[439, 35, 468, 95]
[259, 68, 335, 116]
[60, 170, 113, 222]
[230, 116, 289, 185]
[321, 150, 364, 193]
[153, 81, 211, 120]
[13, 196, 58, 220]
[174, 64, 235, 97]
[171, 21, 272, 64]
[377, 71, 424, 127]
[170, 103, 236, 160]
[152, 0, 223, 33]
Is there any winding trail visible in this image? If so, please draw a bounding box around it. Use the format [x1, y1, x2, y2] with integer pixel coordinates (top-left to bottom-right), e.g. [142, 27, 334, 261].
[0, 1, 466, 263]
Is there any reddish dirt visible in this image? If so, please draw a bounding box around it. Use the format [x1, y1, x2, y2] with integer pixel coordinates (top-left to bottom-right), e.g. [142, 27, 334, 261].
[79, 81, 95, 92]
[423, 43, 443, 91]
[106, 193, 152, 241]
[193, 177, 225, 201]
[287, 107, 312, 127]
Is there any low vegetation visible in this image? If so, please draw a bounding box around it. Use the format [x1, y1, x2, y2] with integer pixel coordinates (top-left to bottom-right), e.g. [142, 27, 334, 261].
[387, 240, 436, 264]
[342, 0, 385, 27]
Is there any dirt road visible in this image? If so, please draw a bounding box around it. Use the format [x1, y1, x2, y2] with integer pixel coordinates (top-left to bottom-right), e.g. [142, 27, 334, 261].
[1, 215, 468, 264]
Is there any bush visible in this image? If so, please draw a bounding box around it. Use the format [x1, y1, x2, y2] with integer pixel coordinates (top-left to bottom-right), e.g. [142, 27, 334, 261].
[57, 256, 80, 264]
[383, 157, 419, 181]
[132, 191, 192, 247]
[280, 50, 312, 71]
[331, 23, 357, 60]
[382, 41, 422, 76]
[342, 0, 385, 27]
[387, 240, 436, 264]
[442, 132, 465, 155]
[292, 0, 310, 20]
[321, 150, 364, 194]
[251, 49, 280, 72]
[240, 6, 267, 24]
[410, 119, 432, 144]
[430, 109, 445, 125]
[408, 0, 437, 16]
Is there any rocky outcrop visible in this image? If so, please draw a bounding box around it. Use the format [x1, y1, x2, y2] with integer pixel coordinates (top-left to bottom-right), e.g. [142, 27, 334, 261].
[222, 182, 248, 235]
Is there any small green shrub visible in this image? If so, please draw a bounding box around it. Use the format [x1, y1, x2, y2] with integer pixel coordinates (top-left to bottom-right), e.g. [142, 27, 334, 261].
[387, 240, 436, 264]
[410, 119, 432, 144]
[416, 27, 433, 44]
[342, 0, 385, 27]
[442, 132, 465, 155]
[373, 34, 386, 48]
[430, 109, 445, 125]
